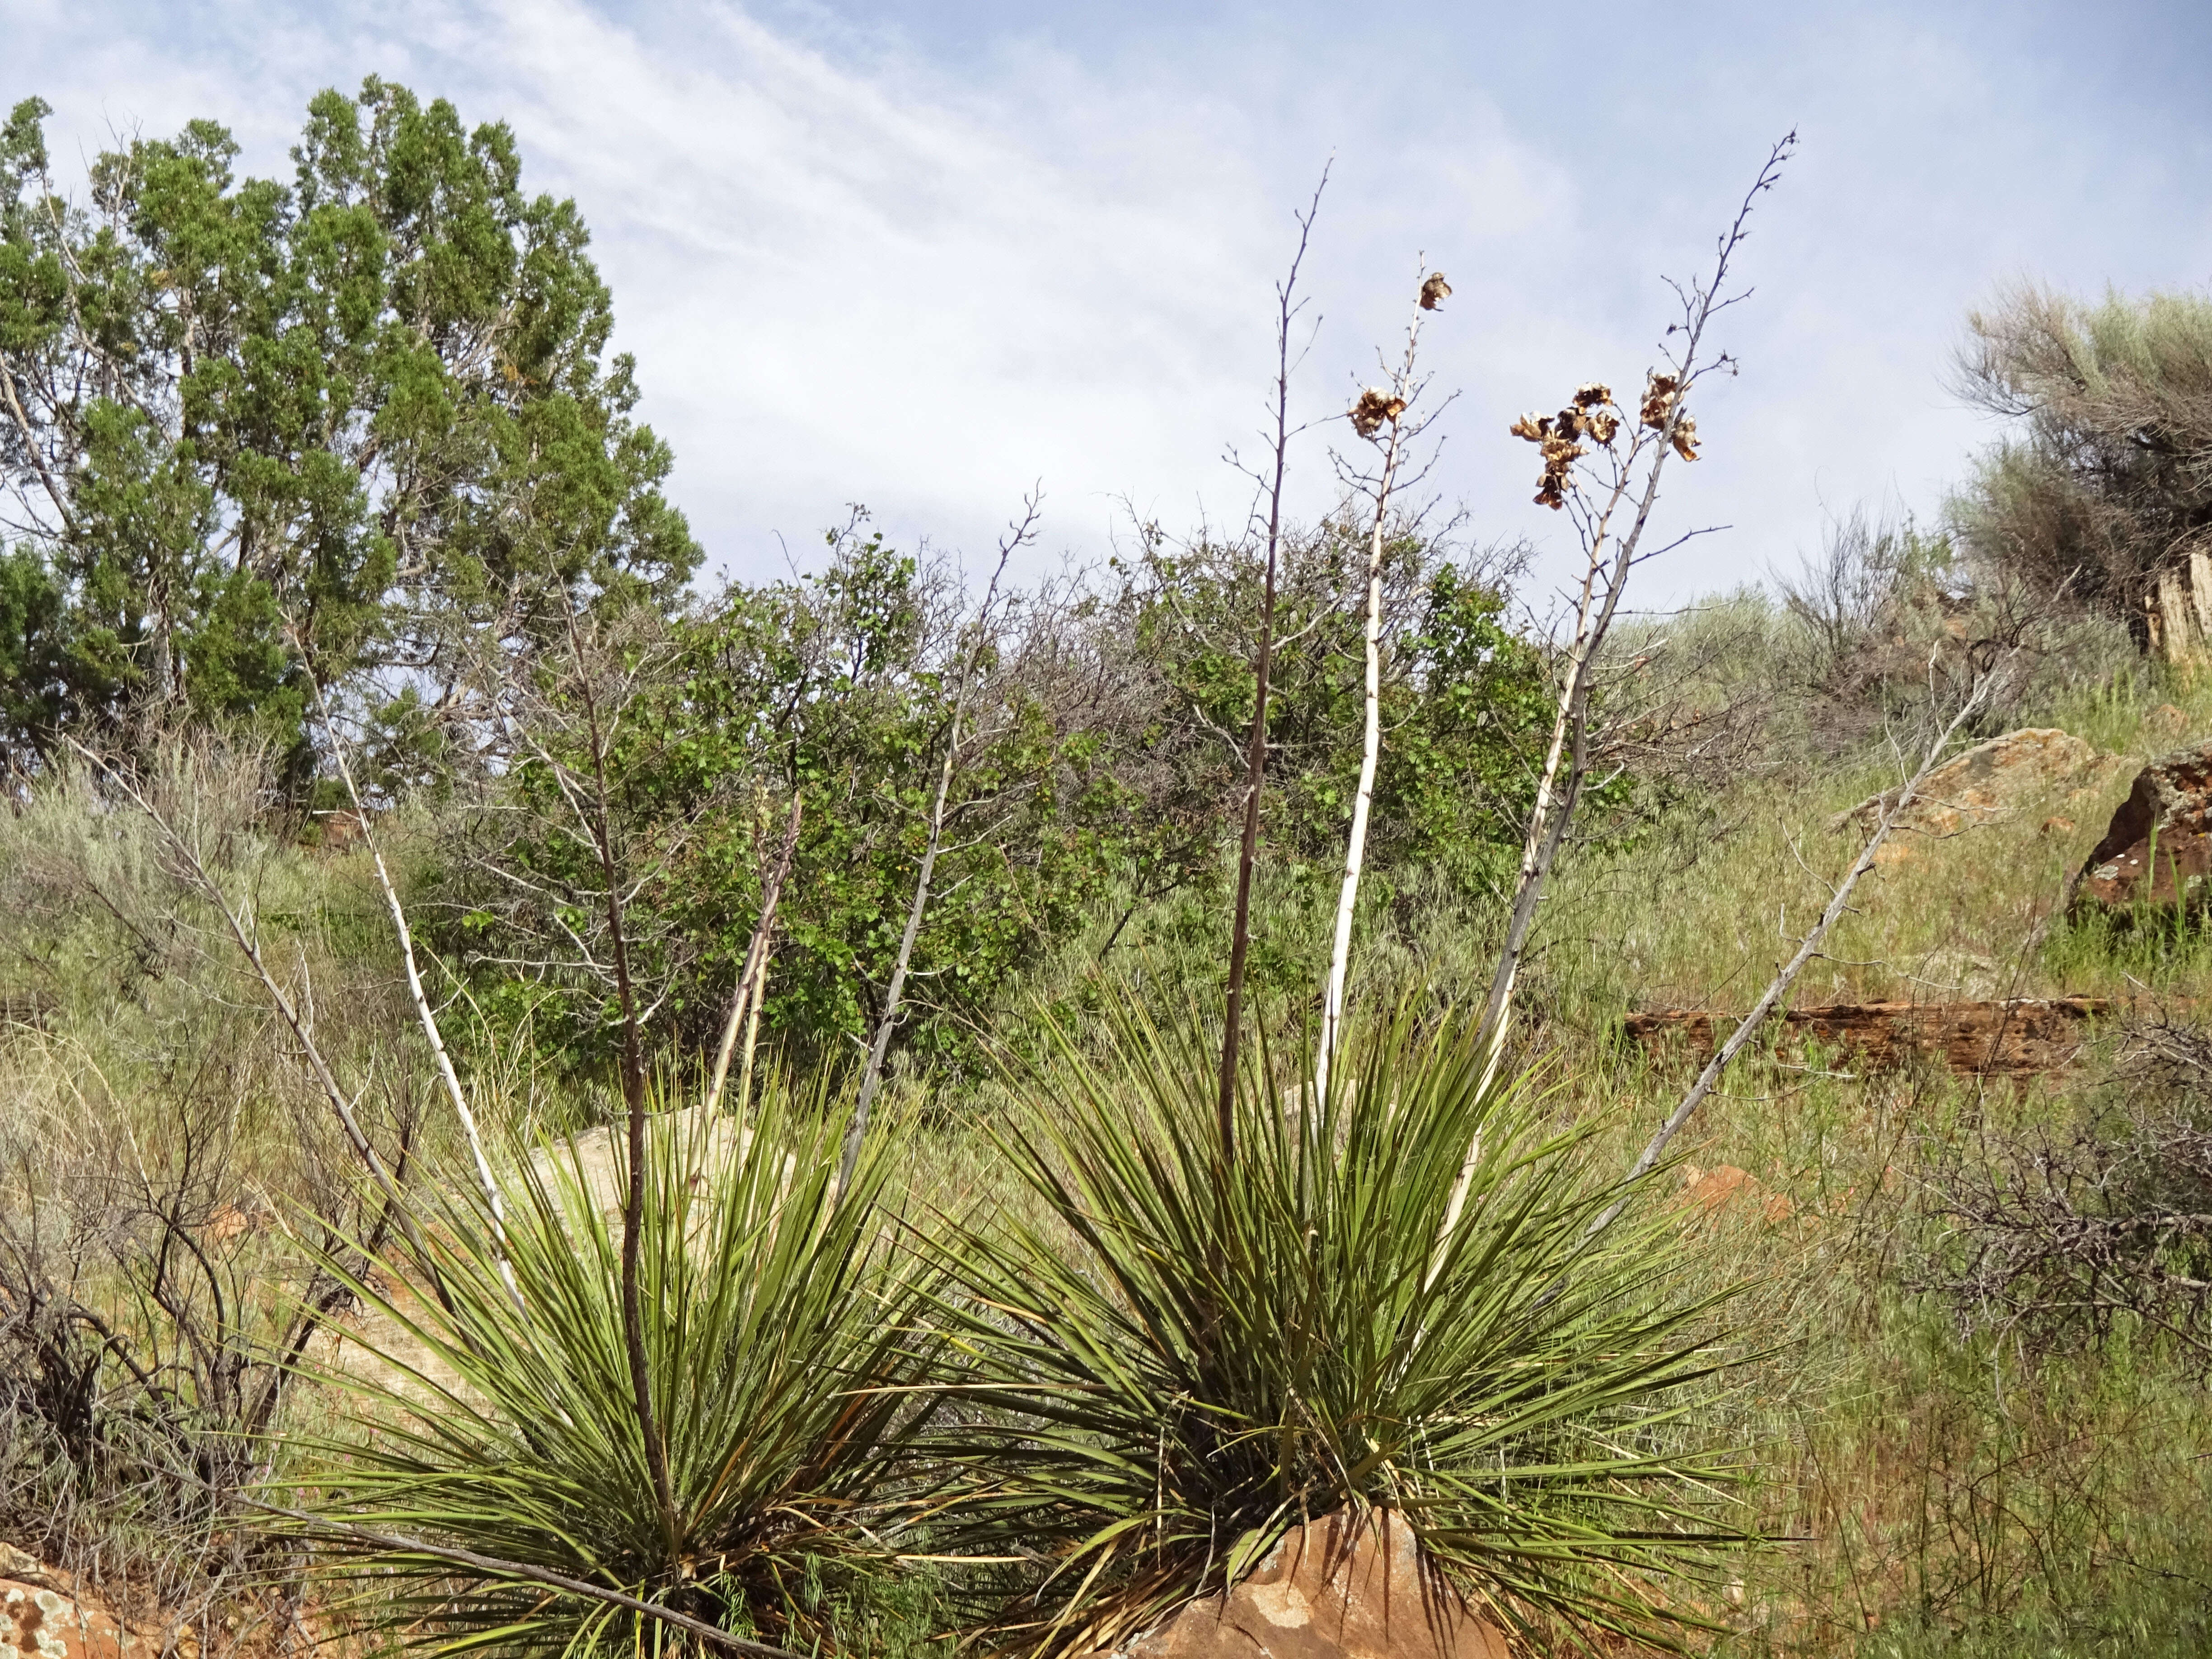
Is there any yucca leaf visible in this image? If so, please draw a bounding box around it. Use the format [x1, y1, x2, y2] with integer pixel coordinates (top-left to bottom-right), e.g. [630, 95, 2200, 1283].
[923, 994, 1750, 1655]
[283, 1073, 950, 1659]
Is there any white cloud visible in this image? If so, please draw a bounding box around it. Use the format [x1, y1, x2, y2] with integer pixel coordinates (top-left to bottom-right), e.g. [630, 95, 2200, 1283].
[9, 0, 2212, 608]
[467, 0, 1301, 578]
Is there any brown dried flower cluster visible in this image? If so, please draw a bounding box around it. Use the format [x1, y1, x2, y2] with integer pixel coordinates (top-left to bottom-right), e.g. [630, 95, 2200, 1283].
[1509, 383, 1622, 509]
[1419, 272, 1452, 311]
[1640, 371, 1699, 461]
[1569, 383, 1620, 444]
[1350, 388, 1408, 438]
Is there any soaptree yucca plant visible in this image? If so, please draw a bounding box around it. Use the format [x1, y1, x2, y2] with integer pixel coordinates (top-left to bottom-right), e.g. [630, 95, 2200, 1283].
[287, 1080, 945, 1659]
[930, 998, 1745, 1656]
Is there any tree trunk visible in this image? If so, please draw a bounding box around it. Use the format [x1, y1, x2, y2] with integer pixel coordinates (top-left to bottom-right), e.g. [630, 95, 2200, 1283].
[2156, 567, 2200, 665]
[837, 721, 958, 1200]
[736, 937, 773, 1118]
[2151, 553, 2212, 665]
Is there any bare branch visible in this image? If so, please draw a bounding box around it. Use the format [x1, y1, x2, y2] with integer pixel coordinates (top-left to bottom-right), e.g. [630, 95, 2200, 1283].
[1218, 166, 1329, 1160]
[706, 790, 804, 1119]
[838, 497, 1037, 1198]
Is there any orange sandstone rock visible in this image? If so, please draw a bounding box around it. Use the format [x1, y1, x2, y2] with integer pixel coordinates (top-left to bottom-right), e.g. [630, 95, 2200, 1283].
[0, 1581, 134, 1659]
[1084, 1509, 1507, 1659]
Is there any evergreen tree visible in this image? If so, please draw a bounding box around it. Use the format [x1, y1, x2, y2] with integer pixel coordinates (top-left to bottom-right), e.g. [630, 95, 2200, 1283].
[0, 80, 697, 773]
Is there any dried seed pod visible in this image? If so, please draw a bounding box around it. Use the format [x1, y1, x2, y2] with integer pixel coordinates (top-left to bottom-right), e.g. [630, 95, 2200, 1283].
[1351, 388, 1408, 437]
[1640, 371, 1683, 430]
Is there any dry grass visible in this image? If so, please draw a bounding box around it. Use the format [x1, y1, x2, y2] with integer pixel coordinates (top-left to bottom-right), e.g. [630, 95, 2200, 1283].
[1540, 664, 2212, 1024]
[8, 668, 2212, 1656]
[1631, 1061, 2212, 1657]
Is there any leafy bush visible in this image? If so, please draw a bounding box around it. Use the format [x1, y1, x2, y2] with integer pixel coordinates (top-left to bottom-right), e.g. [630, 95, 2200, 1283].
[1110, 515, 1554, 895]
[1954, 284, 2212, 627]
[437, 527, 1160, 1084]
[0, 82, 696, 778]
[444, 516, 1554, 1089]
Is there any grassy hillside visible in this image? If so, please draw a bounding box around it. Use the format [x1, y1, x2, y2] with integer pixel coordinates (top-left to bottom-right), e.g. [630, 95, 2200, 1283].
[10, 637, 2212, 1655]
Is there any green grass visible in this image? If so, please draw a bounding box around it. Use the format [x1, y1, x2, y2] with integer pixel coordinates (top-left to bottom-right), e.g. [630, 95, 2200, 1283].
[1563, 1054, 2212, 1659]
[10, 675, 2212, 1657]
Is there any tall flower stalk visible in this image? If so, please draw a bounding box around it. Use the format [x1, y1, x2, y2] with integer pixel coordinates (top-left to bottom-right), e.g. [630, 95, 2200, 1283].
[1316, 266, 1452, 1102]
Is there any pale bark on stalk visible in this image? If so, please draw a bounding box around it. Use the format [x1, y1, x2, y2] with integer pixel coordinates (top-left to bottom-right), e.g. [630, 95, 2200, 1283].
[706, 898, 765, 1115]
[1429, 136, 1795, 1279]
[66, 739, 429, 1265]
[1428, 430, 1689, 1288]
[1217, 175, 1326, 1162]
[61, 738, 441, 1453]
[836, 529, 1024, 1201]
[298, 661, 516, 1303]
[1315, 510, 1389, 1095]
[736, 937, 773, 1117]
[1475, 137, 1792, 1087]
[1316, 297, 1432, 1101]
[1473, 525, 1618, 1092]
[705, 790, 803, 1118]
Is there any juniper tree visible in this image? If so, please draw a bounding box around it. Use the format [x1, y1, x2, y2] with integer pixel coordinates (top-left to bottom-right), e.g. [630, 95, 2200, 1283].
[0, 80, 695, 777]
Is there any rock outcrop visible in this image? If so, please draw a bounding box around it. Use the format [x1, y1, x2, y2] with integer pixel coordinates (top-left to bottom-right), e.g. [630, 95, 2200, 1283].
[0, 1550, 44, 1591]
[1832, 728, 2100, 858]
[1083, 1509, 1506, 1659]
[1623, 997, 2118, 1076]
[1677, 1163, 1795, 1225]
[0, 1579, 137, 1659]
[2073, 740, 2212, 910]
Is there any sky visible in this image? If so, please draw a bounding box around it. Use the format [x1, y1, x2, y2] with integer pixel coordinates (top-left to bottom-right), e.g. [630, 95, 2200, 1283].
[8, 0, 2212, 607]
